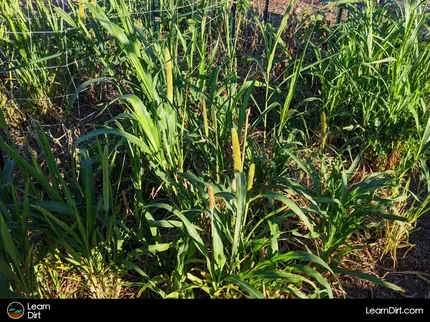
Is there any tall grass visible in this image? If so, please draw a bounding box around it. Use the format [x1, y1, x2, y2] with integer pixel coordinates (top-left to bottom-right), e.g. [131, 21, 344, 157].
[0, 0, 428, 299]
[312, 0, 430, 172]
[0, 0, 85, 115]
[309, 0, 430, 257]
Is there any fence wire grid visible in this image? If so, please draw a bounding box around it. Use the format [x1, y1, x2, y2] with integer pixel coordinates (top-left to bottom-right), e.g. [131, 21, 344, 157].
[0, 0, 244, 114]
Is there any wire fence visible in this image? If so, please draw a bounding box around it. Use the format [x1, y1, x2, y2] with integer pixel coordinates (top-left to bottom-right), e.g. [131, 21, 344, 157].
[0, 0, 236, 112]
[3, 0, 411, 113]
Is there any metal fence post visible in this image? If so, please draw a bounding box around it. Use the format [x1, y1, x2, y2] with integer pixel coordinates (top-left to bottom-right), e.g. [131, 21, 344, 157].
[231, 0, 237, 39]
[263, 0, 270, 24]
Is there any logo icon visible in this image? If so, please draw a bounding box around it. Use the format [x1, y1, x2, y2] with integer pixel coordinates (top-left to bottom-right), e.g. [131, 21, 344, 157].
[7, 302, 24, 319]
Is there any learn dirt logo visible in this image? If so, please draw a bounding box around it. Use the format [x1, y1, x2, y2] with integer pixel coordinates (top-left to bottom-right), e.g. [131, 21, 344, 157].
[7, 302, 24, 319]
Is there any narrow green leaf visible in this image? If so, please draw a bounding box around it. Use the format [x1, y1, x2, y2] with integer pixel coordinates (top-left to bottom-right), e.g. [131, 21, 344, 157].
[225, 276, 265, 299]
[102, 145, 110, 212]
[232, 172, 247, 261]
[262, 192, 315, 235]
[336, 268, 404, 292]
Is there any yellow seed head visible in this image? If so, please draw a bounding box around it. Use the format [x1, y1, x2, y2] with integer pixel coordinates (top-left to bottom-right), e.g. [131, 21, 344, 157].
[247, 163, 255, 191]
[321, 111, 327, 147]
[78, 0, 86, 23]
[208, 186, 215, 212]
[231, 128, 242, 172]
[164, 47, 173, 104]
[202, 98, 209, 137]
[321, 111, 327, 136]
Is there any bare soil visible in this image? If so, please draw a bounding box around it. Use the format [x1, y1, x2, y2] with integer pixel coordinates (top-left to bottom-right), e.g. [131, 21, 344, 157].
[341, 215, 430, 299]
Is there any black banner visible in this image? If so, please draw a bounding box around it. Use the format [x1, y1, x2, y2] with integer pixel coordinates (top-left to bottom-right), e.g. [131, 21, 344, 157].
[1, 299, 429, 321]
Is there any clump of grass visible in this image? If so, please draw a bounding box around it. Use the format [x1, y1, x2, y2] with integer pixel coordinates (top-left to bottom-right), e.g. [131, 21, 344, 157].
[0, 0, 428, 300]
[310, 0, 430, 257]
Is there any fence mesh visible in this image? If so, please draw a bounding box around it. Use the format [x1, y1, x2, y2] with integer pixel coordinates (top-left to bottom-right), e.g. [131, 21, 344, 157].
[0, 0, 240, 119]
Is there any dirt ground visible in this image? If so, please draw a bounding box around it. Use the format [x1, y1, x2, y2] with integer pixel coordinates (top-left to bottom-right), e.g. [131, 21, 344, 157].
[251, 0, 338, 20]
[341, 215, 430, 299]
